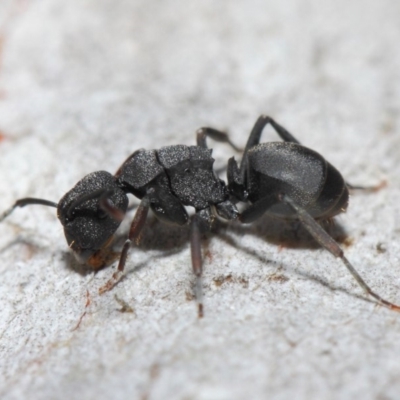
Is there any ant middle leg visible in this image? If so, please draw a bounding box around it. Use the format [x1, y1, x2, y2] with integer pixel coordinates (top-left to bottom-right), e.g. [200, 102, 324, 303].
[190, 208, 215, 318]
[190, 213, 204, 318]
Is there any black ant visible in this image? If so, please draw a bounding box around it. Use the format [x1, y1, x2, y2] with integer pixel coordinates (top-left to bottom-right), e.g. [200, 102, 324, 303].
[1, 115, 399, 317]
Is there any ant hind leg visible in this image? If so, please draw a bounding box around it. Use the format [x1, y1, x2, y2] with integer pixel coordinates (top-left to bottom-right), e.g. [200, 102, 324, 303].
[196, 127, 242, 152]
[281, 194, 400, 312]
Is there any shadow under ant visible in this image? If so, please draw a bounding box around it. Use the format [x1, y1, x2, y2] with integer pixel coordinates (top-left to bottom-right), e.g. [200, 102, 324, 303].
[60, 208, 354, 299]
[216, 219, 376, 307]
[1, 202, 363, 310]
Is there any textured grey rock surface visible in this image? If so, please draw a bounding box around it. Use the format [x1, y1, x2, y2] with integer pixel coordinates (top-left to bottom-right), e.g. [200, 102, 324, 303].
[1, 1, 400, 399]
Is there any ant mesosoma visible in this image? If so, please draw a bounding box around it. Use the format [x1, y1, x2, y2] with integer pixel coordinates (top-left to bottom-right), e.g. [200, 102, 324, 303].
[1, 115, 399, 317]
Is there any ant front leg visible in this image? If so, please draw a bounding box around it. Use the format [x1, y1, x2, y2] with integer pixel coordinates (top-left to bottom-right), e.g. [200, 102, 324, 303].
[99, 196, 150, 294]
[281, 195, 400, 312]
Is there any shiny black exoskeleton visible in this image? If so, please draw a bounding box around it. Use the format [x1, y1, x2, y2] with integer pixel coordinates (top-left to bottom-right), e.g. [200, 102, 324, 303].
[226, 116, 349, 222]
[1, 115, 399, 316]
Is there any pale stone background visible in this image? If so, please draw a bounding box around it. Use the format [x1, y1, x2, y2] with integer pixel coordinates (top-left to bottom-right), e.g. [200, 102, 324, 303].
[1, 1, 400, 399]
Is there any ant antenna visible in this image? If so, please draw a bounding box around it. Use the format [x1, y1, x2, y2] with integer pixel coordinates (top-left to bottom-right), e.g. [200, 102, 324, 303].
[0, 198, 58, 222]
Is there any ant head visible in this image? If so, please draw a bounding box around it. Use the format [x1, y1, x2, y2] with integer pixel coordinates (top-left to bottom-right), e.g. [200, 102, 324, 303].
[57, 171, 128, 268]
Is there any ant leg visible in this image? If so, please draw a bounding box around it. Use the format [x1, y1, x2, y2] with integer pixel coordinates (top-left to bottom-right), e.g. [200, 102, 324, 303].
[281, 194, 400, 312]
[190, 213, 205, 318]
[189, 208, 215, 318]
[99, 196, 150, 294]
[196, 127, 242, 152]
[239, 194, 279, 223]
[0, 198, 58, 222]
[268, 118, 300, 144]
[244, 115, 300, 150]
[240, 115, 300, 179]
[346, 181, 387, 193]
[98, 191, 126, 222]
[190, 215, 204, 318]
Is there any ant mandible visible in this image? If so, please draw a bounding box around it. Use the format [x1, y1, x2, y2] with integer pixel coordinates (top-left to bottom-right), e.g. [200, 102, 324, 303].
[1, 115, 399, 317]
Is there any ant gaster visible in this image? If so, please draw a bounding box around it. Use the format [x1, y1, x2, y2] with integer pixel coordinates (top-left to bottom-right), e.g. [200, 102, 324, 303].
[1, 115, 399, 317]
